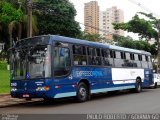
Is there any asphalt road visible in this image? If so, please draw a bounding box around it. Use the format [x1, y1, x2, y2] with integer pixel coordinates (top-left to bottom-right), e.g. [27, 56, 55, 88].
[1, 88, 160, 114]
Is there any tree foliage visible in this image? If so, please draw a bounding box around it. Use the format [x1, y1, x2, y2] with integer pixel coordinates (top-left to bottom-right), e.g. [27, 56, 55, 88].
[33, 0, 81, 37]
[77, 32, 104, 42]
[113, 12, 160, 72]
[113, 35, 157, 56]
[0, 1, 23, 49]
[0, 0, 81, 52]
[0, 1, 23, 24]
[113, 14, 158, 40]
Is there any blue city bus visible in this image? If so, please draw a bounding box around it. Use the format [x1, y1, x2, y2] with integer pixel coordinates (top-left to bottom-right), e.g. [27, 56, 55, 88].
[10, 35, 153, 102]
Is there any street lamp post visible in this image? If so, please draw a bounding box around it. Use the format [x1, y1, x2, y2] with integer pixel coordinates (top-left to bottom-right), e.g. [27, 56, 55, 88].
[27, 0, 32, 37]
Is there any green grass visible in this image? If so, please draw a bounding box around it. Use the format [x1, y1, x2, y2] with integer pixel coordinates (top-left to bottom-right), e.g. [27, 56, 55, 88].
[0, 70, 10, 94]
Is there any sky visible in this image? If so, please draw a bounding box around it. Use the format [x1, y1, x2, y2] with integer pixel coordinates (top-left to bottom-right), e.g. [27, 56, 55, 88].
[69, 0, 160, 39]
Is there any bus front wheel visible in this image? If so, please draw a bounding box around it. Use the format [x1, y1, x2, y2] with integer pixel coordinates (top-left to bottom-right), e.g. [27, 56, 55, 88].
[76, 82, 89, 102]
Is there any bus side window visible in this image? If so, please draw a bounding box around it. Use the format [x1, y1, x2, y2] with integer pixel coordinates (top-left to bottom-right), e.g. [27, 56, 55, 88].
[95, 48, 102, 65]
[88, 47, 94, 65]
[123, 52, 133, 67]
[87, 47, 101, 66]
[121, 52, 129, 67]
[114, 51, 122, 67]
[73, 45, 87, 65]
[148, 56, 153, 69]
[145, 56, 148, 61]
[102, 49, 111, 66]
[141, 55, 148, 68]
[121, 52, 126, 59]
[133, 54, 141, 68]
[130, 53, 135, 60]
[110, 50, 116, 58]
[130, 53, 139, 67]
[138, 55, 142, 61]
[54, 47, 71, 77]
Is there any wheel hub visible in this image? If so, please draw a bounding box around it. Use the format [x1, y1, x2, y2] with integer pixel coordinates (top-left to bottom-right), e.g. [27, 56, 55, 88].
[79, 87, 86, 98]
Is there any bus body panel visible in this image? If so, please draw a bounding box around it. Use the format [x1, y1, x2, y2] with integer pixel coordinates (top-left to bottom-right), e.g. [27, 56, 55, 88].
[11, 79, 55, 98]
[10, 35, 153, 99]
[53, 67, 152, 98]
[143, 69, 153, 87]
[11, 67, 152, 99]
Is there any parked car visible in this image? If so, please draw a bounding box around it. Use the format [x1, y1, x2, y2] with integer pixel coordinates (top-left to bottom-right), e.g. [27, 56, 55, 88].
[150, 74, 160, 88]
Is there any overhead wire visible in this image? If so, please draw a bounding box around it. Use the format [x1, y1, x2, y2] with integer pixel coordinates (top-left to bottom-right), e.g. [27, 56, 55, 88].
[71, 0, 116, 36]
[128, 0, 160, 18]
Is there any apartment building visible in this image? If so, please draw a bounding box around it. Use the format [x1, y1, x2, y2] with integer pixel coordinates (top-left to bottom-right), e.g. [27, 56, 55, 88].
[84, 1, 99, 34]
[99, 6, 124, 39]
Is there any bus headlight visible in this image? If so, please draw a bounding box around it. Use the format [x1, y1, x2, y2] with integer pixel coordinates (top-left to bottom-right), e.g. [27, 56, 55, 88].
[11, 87, 17, 92]
[36, 86, 50, 91]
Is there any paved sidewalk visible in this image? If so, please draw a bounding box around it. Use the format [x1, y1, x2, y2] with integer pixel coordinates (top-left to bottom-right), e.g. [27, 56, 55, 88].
[0, 95, 42, 108]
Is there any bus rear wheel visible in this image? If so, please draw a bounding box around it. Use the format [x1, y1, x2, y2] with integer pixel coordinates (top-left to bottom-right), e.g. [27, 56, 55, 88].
[25, 98, 31, 101]
[76, 82, 89, 102]
[153, 82, 157, 89]
[43, 98, 55, 103]
[134, 79, 142, 93]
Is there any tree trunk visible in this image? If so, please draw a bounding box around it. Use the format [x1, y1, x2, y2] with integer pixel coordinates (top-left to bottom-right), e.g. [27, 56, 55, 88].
[17, 23, 22, 41]
[27, 0, 32, 37]
[8, 24, 13, 48]
[8, 23, 13, 71]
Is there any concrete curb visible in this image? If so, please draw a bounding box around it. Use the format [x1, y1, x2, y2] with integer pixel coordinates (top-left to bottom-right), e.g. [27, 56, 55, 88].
[0, 94, 10, 96]
[0, 99, 43, 108]
[0, 94, 43, 108]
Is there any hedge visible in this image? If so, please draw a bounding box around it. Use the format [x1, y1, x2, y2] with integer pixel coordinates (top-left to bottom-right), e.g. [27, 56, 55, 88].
[0, 61, 7, 70]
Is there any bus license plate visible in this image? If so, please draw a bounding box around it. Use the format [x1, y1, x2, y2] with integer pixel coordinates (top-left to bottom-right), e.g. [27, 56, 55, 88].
[23, 94, 30, 98]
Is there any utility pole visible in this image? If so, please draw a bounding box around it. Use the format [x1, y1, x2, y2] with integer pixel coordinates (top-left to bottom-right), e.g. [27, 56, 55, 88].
[27, 0, 32, 37]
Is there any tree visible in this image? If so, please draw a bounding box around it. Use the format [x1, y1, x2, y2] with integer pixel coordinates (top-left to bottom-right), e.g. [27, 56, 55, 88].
[5, 0, 39, 37]
[33, 0, 81, 38]
[113, 13, 160, 73]
[0, 0, 39, 50]
[0, 1, 23, 49]
[113, 35, 157, 56]
[113, 14, 158, 41]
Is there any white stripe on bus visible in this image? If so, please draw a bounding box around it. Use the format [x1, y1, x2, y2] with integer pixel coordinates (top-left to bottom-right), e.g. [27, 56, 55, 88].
[112, 68, 144, 84]
[54, 85, 135, 98]
[91, 85, 135, 94]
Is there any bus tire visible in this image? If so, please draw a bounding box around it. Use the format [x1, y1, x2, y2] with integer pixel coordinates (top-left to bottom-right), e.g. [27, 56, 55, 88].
[154, 82, 157, 89]
[76, 82, 89, 102]
[43, 98, 54, 103]
[134, 79, 142, 93]
[25, 98, 31, 101]
[108, 90, 119, 95]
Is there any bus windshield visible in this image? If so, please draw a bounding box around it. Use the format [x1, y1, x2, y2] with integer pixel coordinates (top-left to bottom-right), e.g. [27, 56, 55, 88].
[11, 45, 51, 80]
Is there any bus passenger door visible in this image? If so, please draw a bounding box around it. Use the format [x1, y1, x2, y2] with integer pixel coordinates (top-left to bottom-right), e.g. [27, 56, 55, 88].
[52, 42, 75, 97]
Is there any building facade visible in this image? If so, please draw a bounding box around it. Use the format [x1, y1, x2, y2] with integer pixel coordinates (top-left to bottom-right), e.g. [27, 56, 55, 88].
[84, 1, 99, 34]
[99, 6, 124, 39]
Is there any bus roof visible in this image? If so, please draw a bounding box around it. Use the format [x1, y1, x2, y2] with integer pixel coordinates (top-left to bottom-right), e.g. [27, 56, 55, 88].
[16, 35, 151, 55]
[50, 35, 151, 55]
[51, 35, 109, 49]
